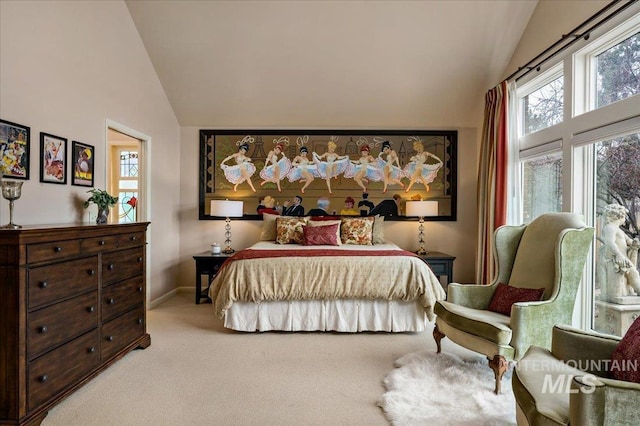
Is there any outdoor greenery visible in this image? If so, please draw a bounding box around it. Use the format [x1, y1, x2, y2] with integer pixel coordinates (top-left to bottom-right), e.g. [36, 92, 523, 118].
[82, 188, 118, 210]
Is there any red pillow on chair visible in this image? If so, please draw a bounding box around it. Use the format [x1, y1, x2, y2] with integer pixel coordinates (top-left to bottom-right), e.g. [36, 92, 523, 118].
[487, 283, 545, 316]
[610, 316, 640, 383]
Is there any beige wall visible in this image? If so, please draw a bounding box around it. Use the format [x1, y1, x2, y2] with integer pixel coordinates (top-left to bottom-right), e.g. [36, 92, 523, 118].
[0, 1, 181, 301]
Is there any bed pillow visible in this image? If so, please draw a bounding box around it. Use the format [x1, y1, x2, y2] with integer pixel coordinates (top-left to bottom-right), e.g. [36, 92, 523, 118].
[340, 217, 374, 245]
[302, 223, 341, 246]
[372, 215, 385, 244]
[306, 219, 342, 245]
[275, 217, 308, 244]
[610, 316, 640, 383]
[260, 213, 279, 241]
[487, 283, 545, 316]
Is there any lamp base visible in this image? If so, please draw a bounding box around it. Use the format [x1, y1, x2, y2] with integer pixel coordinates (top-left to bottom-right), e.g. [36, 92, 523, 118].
[415, 248, 428, 256]
[1, 223, 22, 229]
[222, 247, 235, 254]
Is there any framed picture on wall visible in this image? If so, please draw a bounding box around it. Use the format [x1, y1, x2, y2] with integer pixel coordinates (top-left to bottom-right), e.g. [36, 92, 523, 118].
[40, 132, 68, 184]
[71, 141, 95, 187]
[0, 118, 30, 180]
[199, 129, 457, 221]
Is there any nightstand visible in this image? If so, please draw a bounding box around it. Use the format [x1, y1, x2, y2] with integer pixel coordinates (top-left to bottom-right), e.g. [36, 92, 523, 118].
[193, 251, 233, 304]
[418, 251, 456, 290]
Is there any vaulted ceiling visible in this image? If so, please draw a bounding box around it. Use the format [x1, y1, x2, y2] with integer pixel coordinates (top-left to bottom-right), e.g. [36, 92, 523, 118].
[125, 1, 537, 128]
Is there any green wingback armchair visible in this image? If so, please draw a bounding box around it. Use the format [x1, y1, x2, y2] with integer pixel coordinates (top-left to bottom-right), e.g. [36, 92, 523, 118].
[433, 213, 594, 393]
[513, 324, 640, 425]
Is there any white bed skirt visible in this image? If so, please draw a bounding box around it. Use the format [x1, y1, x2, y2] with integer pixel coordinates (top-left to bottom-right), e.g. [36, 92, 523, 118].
[224, 299, 429, 332]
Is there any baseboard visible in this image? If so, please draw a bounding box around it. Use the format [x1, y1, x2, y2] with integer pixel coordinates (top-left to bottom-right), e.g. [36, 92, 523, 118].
[149, 287, 196, 309]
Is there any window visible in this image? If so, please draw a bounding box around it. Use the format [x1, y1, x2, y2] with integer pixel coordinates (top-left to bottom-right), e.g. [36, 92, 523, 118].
[117, 150, 138, 224]
[521, 152, 563, 223]
[511, 9, 640, 336]
[596, 31, 640, 109]
[522, 74, 563, 135]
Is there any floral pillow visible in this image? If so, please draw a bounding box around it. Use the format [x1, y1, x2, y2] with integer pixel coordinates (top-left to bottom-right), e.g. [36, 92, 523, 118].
[340, 217, 374, 245]
[303, 223, 341, 246]
[275, 217, 308, 244]
[306, 219, 342, 245]
[260, 213, 279, 241]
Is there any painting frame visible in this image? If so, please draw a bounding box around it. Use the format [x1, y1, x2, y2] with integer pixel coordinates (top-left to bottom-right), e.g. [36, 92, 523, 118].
[71, 141, 95, 187]
[199, 129, 457, 221]
[40, 132, 68, 185]
[0, 118, 30, 180]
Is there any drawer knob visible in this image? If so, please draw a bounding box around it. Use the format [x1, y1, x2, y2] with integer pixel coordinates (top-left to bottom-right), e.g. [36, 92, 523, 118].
[39, 326, 48, 333]
[137, 318, 143, 325]
[54, 246, 62, 253]
[108, 264, 115, 270]
[107, 335, 114, 342]
[137, 286, 143, 293]
[89, 347, 96, 353]
[137, 257, 143, 263]
[40, 281, 48, 289]
[108, 298, 115, 305]
[88, 269, 96, 276]
[131, 236, 137, 241]
[99, 240, 106, 245]
[40, 375, 48, 383]
[87, 306, 95, 313]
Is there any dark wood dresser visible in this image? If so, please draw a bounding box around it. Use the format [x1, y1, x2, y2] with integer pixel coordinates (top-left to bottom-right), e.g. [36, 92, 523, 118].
[0, 222, 150, 426]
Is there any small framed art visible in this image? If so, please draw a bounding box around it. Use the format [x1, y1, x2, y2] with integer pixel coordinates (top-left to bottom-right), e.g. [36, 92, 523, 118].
[0, 118, 30, 179]
[40, 132, 68, 184]
[71, 141, 95, 187]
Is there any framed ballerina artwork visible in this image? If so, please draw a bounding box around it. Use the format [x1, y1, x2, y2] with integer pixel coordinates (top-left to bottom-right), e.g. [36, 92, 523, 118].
[199, 130, 457, 221]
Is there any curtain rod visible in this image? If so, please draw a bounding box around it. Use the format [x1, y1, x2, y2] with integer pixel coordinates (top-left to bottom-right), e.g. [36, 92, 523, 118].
[506, 0, 637, 83]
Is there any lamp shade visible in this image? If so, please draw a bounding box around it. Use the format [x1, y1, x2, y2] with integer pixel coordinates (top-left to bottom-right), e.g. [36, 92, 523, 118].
[405, 200, 438, 217]
[210, 199, 244, 218]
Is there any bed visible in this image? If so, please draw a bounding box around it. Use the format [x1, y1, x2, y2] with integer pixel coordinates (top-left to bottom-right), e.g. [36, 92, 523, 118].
[208, 214, 445, 332]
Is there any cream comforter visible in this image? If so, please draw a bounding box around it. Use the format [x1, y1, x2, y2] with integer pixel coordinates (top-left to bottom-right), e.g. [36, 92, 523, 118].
[209, 242, 446, 321]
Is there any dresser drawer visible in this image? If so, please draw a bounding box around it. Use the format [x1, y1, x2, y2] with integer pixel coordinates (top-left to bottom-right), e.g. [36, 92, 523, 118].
[102, 247, 144, 286]
[28, 330, 100, 411]
[117, 231, 145, 249]
[102, 276, 145, 323]
[28, 256, 99, 309]
[101, 305, 145, 361]
[28, 291, 98, 360]
[80, 235, 119, 254]
[27, 240, 81, 264]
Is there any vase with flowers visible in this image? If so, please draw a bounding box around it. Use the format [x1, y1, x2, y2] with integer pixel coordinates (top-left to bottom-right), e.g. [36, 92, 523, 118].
[83, 188, 118, 224]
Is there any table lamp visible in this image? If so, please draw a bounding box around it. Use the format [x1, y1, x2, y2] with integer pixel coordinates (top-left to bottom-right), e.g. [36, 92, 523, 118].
[405, 200, 438, 255]
[210, 199, 244, 254]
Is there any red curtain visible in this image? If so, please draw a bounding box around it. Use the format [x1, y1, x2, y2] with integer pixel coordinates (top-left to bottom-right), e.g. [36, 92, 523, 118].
[476, 81, 509, 284]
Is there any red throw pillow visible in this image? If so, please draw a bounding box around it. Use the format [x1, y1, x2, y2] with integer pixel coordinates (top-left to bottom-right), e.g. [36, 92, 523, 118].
[610, 316, 640, 383]
[302, 223, 340, 246]
[487, 283, 545, 316]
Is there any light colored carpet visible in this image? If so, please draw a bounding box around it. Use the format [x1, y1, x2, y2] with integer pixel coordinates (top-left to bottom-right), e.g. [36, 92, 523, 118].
[42, 293, 495, 425]
[378, 350, 516, 426]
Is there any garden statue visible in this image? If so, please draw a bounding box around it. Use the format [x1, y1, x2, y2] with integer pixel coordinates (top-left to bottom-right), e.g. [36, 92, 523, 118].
[598, 203, 640, 302]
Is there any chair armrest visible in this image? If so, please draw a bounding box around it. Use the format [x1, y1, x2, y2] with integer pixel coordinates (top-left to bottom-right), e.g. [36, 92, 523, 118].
[552, 324, 620, 375]
[570, 375, 640, 426]
[447, 282, 498, 309]
[509, 300, 571, 358]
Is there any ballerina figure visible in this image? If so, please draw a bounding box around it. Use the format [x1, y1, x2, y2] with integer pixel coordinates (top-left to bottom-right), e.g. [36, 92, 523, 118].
[312, 137, 349, 194]
[344, 138, 382, 192]
[260, 136, 292, 192]
[288, 136, 319, 194]
[219, 135, 257, 192]
[375, 139, 405, 193]
[403, 136, 443, 193]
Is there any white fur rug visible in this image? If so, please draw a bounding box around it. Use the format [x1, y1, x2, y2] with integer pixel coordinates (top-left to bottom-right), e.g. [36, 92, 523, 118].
[378, 350, 516, 426]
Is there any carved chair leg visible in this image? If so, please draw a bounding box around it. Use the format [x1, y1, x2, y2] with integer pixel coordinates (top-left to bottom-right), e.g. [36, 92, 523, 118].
[433, 323, 446, 354]
[487, 355, 508, 394]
